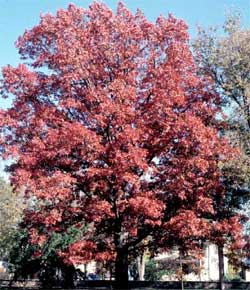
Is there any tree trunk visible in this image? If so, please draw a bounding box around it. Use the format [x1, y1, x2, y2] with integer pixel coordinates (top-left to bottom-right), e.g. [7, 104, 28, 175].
[218, 245, 225, 290]
[62, 264, 75, 289]
[241, 266, 246, 280]
[84, 264, 87, 280]
[179, 255, 184, 290]
[137, 253, 145, 281]
[114, 248, 129, 289]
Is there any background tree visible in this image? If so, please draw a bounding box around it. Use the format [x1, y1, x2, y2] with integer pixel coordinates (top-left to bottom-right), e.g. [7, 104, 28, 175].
[193, 10, 250, 185]
[7, 226, 82, 288]
[0, 2, 238, 288]
[0, 176, 80, 287]
[0, 177, 24, 258]
[193, 10, 250, 287]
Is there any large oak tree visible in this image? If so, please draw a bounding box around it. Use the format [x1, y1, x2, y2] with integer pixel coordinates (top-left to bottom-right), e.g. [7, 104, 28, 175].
[0, 2, 239, 288]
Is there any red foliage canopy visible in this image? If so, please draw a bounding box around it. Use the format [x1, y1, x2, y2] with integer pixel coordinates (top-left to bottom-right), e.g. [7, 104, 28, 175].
[0, 2, 241, 282]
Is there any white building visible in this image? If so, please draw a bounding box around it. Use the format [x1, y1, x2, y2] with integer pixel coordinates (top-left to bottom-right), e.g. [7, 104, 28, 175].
[154, 244, 242, 281]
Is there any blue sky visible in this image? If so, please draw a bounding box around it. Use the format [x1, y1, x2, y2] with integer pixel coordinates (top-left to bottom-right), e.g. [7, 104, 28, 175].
[0, 0, 249, 96]
[0, 0, 249, 179]
[0, 0, 249, 77]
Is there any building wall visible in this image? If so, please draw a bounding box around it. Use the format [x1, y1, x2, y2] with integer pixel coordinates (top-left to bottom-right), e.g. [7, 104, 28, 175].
[245, 270, 250, 281]
[76, 261, 96, 275]
[0, 261, 7, 273]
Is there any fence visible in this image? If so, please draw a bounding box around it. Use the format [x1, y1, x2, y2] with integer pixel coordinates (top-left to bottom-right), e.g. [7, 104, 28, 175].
[1, 280, 250, 289]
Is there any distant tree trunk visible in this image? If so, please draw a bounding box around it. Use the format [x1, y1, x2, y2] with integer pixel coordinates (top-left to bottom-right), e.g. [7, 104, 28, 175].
[108, 263, 113, 280]
[137, 253, 145, 281]
[96, 261, 102, 279]
[179, 255, 184, 290]
[241, 266, 246, 280]
[218, 245, 225, 290]
[114, 247, 129, 289]
[84, 264, 87, 280]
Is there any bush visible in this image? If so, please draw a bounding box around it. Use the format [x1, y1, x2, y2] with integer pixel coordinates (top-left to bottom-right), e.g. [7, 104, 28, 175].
[144, 259, 167, 281]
